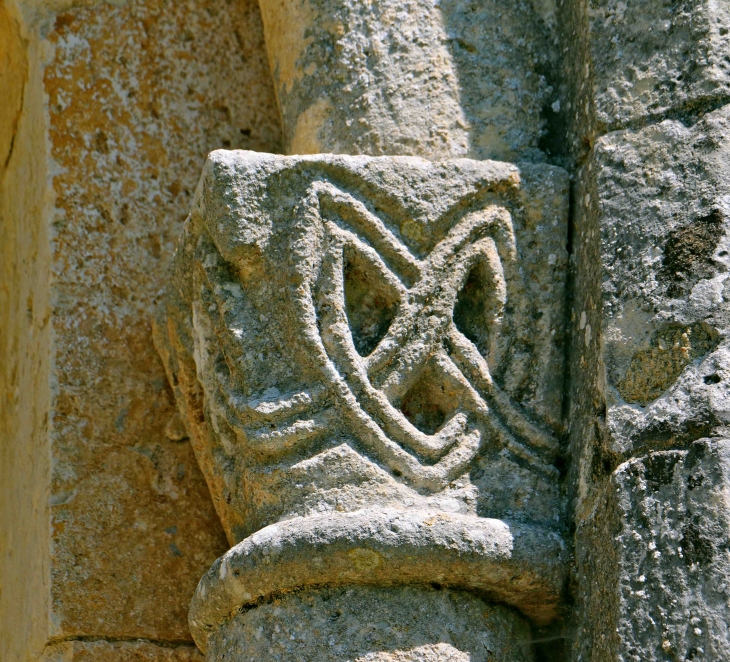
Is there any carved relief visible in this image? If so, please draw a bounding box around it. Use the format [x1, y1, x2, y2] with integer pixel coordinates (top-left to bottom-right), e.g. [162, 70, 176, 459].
[155, 151, 570, 649]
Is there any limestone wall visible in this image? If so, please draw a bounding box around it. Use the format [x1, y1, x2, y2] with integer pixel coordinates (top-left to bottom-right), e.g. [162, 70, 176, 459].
[1, 3, 52, 660]
[0, 0, 280, 659]
[561, 0, 730, 658]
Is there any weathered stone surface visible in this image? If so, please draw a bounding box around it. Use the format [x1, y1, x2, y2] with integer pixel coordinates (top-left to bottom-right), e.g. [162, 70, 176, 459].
[208, 585, 533, 662]
[157, 150, 569, 535]
[590, 0, 730, 131]
[556, 0, 730, 655]
[557, 0, 730, 160]
[593, 107, 730, 459]
[3, 0, 282, 656]
[258, 0, 556, 161]
[155, 150, 570, 652]
[1, 8, 54, 662]
[0, 0, 26, 172]
[11, 0, 730, 656]
[575, 439, 730, 661]
[567, 102, 730, 662]
[41, 641, 203, 662]
[189, 508, 566, 649]
[43, 0, 282, 640]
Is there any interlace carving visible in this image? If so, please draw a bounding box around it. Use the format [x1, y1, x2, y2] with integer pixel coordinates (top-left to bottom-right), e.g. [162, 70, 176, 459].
[157, 152, 571, 646]
[157, 151, 569, 541]
[198, 181, 558, 493]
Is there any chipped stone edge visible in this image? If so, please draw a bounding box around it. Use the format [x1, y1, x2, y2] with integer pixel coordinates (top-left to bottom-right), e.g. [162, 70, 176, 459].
[188, 508, 567, 652]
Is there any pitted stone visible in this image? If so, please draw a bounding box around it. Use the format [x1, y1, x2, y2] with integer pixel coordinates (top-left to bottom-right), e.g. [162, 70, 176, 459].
[257, 0, 556, 161]
[207, 585, 534, 662]
[590, 107, 730, 458]
[188, 508, 567, 651]
[155, 149, 570, 655]
[156, 150, 569, 541]
[576, 439, 730, 661]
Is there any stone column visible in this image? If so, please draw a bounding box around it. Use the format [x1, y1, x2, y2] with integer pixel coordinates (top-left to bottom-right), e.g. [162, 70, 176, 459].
[156, 2, 570, 660]
[156, 150, 569, 661]
[257, 0, 556, 162]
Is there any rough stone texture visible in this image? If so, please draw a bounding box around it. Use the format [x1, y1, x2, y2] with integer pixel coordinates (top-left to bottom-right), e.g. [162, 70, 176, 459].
[588, 0, 730, 132]
[595, 108, 730, 459]
[576, 439, 730, 662]
[9, 0, 730, 656]
[0, 6, 54, 662]
[157, 150, 569, 535]
[2, 0, 282, 657]
[40, 641, 204, 662]
[258, 0, 556, 161]
[567, 96, 730, 662]
[189, 508, 566, 649]
[43, 0, 282, 641]
[208, 585, 533, 662]
[555, 0, 730, 655]
[556, 0, 730, 164]
[155, 150, 570, 652]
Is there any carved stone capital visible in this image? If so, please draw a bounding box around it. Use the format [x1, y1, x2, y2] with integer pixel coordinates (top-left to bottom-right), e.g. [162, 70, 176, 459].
[155, 150, 570, 657]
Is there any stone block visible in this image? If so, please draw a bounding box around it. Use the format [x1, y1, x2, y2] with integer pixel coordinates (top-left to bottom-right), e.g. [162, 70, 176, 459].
[0, 7, 53, 661]
[41, 641, 203, 662]
[569, 101, 730, 662]
[42, 0, 282, 639]
[1, 0, 281, 656]
[157, 150, 570, 540]
[556, 0, 730, 163]
[590, 105, 730, 458]
[575, 439, 730, 661]
[589, 0, 730, 130]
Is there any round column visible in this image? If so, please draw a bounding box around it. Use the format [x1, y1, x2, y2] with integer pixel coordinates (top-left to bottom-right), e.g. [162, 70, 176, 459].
[156, 149, 570, 661]
[257, 0, 553, 161]
[207, 586, 533, 662]
[157, 0, 568, 653]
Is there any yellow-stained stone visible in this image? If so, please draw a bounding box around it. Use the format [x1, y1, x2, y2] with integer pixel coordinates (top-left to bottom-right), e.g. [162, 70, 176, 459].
[41, 641, 203, 662]
[0, 4, 53, 661]
[0, 0, 26, 171]
[43, 0, 280, 641]
[1, 0, 282, 657]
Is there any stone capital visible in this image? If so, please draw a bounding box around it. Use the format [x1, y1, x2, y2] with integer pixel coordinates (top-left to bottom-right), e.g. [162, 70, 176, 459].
[155, 150, 570, 658]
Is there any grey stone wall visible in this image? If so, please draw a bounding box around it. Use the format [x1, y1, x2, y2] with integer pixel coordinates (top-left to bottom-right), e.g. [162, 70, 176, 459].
[560, 0, 730, 658]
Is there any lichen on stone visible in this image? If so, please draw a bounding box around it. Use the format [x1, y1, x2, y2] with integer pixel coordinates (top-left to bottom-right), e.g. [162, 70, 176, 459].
[618, 322, 720, 406]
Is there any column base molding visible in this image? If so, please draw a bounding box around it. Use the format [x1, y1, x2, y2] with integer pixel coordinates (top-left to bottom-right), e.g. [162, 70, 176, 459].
[189, 508, 565, 653]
